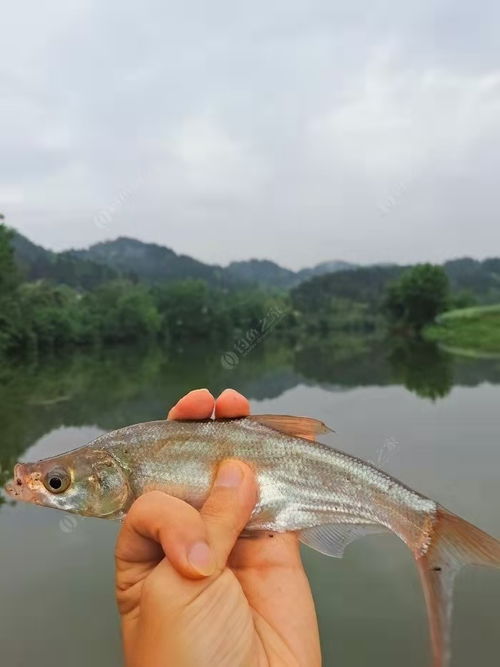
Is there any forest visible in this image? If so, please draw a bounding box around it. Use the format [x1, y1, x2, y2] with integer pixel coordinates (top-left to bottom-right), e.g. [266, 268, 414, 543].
[1, 223, 499, 357]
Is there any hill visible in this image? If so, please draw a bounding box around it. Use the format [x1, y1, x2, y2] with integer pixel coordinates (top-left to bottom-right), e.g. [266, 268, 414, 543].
[10, 228, 500, 298]
[296, 260, 358, 283]
[443, 257, 500, 300]
[291, 265, 406, 314]
[291, 257, 500, 314]
[11, 231, 120, 290]
[225, 259, 296, 288]
[72, 237, 227, 286]
[77, 239, 359, 288]
[10, 231, 359, 289]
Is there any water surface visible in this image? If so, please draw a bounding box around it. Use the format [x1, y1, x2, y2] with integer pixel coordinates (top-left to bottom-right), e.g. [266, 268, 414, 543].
[1, 340, 499, 666]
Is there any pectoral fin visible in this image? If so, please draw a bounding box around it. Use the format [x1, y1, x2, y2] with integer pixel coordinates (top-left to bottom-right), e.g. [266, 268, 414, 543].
[300, 522, 387, 558]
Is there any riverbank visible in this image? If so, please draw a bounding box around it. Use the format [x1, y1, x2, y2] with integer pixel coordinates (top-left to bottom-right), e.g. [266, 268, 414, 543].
[425, 305, 500, 357]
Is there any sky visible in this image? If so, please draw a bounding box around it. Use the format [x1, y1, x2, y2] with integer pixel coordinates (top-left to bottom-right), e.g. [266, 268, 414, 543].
[1, 0, 500, 270]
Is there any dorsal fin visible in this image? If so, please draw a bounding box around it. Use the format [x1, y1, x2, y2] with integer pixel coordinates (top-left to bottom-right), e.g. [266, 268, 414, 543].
[247, 414, 333, 440]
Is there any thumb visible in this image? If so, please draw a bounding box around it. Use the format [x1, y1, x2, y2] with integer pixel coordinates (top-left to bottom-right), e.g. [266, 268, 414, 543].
[201, 460, 257, 569]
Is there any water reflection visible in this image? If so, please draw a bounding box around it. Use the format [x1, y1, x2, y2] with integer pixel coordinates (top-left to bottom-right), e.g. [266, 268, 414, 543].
[1, 338, 500, 495]
[0, 344, 298, 495]
[387, 339, 454, 400]
[1, 340, 500, 666]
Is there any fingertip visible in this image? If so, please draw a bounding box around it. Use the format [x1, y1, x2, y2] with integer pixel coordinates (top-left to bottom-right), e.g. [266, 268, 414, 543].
[187, 541, 217, 577]
[214, 389, 250, 418]
[214, 459, 245, 487]
[212, 459, 258, 511]
[167, 388, 215, 420]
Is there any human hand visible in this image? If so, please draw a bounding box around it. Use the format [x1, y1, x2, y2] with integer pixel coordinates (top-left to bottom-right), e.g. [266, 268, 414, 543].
[115, 388, 321, 667]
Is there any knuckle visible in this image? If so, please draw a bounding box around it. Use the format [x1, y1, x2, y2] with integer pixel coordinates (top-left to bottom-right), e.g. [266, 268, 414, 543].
[131, 490, 162, 511]
[124, 494, 151, 523]
[141, 568, 170, 606]
[124, 491, 173, 531]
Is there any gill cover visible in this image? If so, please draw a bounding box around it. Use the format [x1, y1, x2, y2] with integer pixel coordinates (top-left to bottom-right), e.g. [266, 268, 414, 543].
[87, 450, 131, 518]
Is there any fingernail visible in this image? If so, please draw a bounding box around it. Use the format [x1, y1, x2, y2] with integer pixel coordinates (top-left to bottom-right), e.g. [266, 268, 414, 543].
[187, 541, 216, 576]
[215, 461, 243, 487]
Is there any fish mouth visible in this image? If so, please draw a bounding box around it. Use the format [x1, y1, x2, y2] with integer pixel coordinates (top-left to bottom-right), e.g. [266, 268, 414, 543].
[4, 463, 40, 503]
[4, 463, 25, 499]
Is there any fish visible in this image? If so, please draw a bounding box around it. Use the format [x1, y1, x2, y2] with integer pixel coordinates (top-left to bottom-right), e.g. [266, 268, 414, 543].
[5, 414, 500, 666]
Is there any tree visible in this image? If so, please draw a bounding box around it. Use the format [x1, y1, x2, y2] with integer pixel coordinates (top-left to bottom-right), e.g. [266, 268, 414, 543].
[0, 224, 18, 293]
[384, 264, 450, 333]
[83, 281, 161, 344]
[17, 281, 85, 351]
[153, 280, 230, 342]
[0, 224, 22, 353]
[388, 338, 453, 400]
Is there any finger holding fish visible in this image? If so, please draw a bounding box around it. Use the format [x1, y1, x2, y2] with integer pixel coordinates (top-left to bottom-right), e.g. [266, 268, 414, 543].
[116, 491, 213, 583]
[117, 460, 256, 582]
[165, 387, 316, 655]
[200, 460, 257, 570]
[214, 388, 250, 418]
[167, 388, 215, 420]
[167, 388, 290, 557]
[166, 387, 250, 421]
[116, 460, 258, 630]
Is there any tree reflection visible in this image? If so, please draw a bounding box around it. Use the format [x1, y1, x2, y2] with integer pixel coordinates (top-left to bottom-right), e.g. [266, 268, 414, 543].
[387, 339, 454, 400]
[2, 337, 500, 506]
[293, 336, 392, 387]
[0, 343, 298, 487]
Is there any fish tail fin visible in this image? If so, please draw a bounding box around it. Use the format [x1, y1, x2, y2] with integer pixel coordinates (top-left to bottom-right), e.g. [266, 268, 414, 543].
[416, 506, 500, 667]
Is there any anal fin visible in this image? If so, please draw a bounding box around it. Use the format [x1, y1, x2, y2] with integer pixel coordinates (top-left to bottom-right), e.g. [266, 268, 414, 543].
[300, 522, 387, 558]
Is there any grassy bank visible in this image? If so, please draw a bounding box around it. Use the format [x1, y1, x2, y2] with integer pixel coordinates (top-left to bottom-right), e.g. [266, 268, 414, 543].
[425, 304, 500, 357]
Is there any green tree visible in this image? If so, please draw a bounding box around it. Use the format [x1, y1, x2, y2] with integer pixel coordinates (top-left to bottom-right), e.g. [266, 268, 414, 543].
[388, 338, 453, 400]
[0, 224, 22, 353]
[84, 281, 161, 344]
[384, 264, 450, 333]
[0, 224, 18, 291]
[17, 281, 86, 351]
[153, 280, 230, 342]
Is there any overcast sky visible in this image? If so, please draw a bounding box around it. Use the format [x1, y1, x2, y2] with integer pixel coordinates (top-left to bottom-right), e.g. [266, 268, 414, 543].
[1, 0, 500, 269]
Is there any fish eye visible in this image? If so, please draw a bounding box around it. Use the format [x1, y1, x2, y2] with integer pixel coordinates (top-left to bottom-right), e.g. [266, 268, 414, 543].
[43, 468, 71, 494]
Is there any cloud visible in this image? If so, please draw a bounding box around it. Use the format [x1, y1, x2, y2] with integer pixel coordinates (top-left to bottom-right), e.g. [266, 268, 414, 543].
[308, 47, 500, 210]
[1, 0, 500, 268]
[166, 115, 268, 199]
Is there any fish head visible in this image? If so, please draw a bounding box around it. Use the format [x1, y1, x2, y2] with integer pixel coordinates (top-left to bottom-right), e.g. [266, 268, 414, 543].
[4, 449, 131, 518]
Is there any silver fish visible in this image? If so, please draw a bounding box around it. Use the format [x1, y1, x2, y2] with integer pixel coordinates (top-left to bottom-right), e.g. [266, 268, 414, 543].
[5, 414, 500, 666]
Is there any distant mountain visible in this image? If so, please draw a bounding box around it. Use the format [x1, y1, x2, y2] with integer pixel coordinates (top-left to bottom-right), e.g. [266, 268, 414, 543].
[296, 260, 358, 283]
[444, 257, 500, 297]
[225, 259, 296, 288]
[51, 235, 359, 289]
[11, 231, 49, 267]
[15, 229, 499, 299]
[291, 256, 500, 313]
[225, 259, 359, 288]
[11, 231, 120, 290]
[291, 264, 405, 314]
[72, 237, 228, 286]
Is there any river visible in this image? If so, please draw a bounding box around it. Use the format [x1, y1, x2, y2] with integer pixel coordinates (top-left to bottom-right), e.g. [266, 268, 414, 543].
[1, 339, 499, 666]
